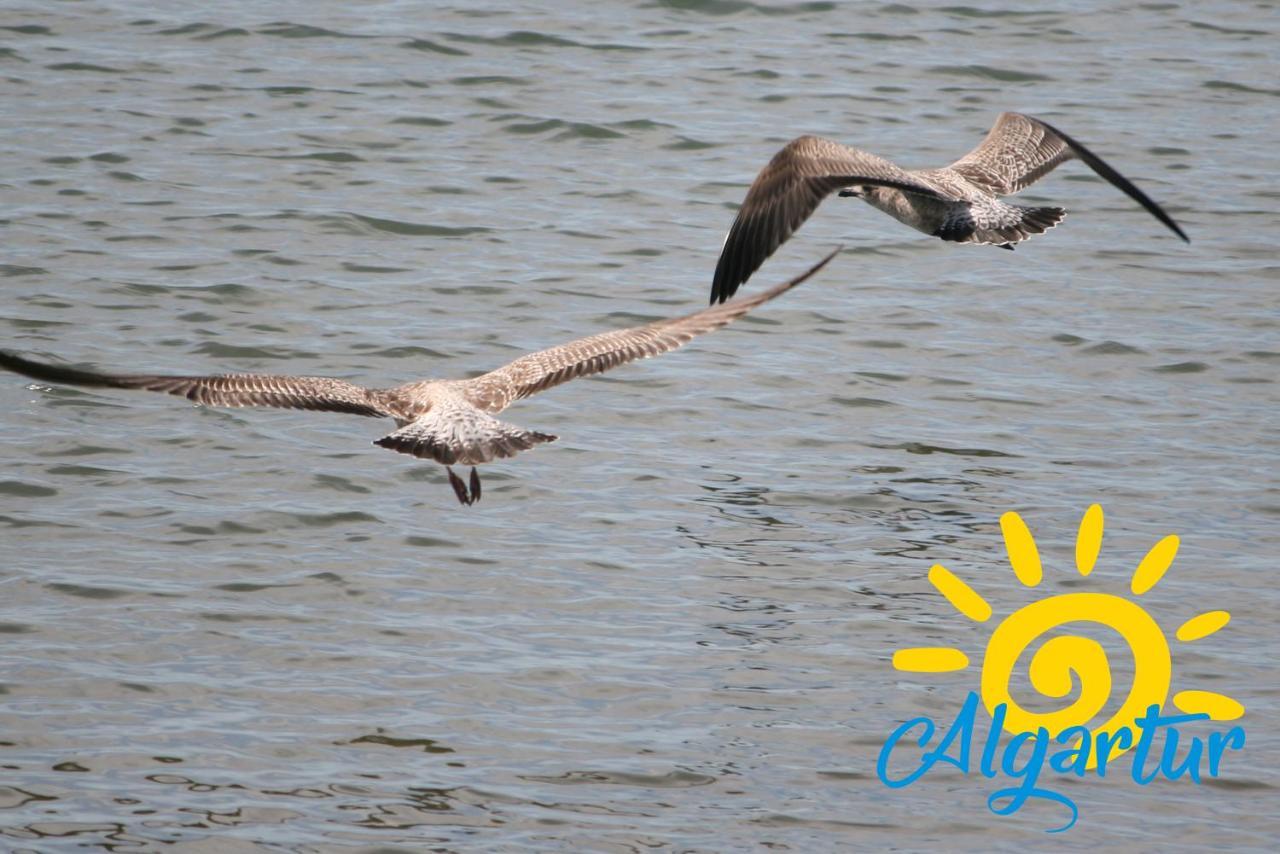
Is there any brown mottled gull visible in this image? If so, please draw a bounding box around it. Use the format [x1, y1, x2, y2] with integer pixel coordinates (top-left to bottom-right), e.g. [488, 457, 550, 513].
[711, 112, 1189, 303]
[2, 250, 837, 505]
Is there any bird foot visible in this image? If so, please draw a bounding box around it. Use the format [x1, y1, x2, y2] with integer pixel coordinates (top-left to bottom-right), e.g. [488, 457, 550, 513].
[446, 466, 482, 506]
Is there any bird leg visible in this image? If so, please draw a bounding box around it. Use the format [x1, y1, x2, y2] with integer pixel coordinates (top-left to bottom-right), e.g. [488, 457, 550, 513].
[446, 466, 472, 505]
[445, 466, 483, 505]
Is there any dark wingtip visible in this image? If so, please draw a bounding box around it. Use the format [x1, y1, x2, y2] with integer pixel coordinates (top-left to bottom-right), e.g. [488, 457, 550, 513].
[1031, 115, 1191, 246]
[710, 252, 739, 305]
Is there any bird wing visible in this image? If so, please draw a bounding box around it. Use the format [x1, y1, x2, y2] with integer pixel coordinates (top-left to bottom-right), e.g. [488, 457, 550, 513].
[946, 112, 1188, 241]
[711, 136, 951, 303]
[476, 247, 839, 408]
[0, 349, 393, 418]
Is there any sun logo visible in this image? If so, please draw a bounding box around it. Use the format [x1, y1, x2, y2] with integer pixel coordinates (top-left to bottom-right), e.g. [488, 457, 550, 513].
[892, 504, 1244, 768]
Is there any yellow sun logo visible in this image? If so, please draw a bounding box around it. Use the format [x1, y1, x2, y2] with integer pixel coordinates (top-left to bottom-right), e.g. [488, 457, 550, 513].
[893, 504, 1244, 768]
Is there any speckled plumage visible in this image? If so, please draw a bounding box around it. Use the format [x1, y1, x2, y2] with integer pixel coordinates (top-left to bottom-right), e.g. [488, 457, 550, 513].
[710, 112, 1190, 303]
[2, 250, 837, 505]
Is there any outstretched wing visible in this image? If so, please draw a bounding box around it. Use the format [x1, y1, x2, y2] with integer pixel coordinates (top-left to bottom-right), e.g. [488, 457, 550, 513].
[947, 112, 1188, 242]
[479, 248, 839, 408]
[374, 397, 556, 466]
[0, 349, 392, 418]
[711, 136, 951, 303]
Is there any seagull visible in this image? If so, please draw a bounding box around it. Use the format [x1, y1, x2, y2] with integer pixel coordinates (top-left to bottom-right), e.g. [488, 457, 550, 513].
[710, 112, 1189, 303]
[1, 250, 837, 506]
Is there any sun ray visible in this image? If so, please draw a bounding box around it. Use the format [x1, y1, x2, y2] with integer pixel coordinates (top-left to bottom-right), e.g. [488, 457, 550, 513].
[893, 647, 970, 673]
[1000, 511, 1042, 587]
[928, 564, 992, 623]
[1131, 534, 1179, 595]
[1173, 690, 1245, 721]
[1176, 610, 1231, 642]
[1075, 504, 1104, 577]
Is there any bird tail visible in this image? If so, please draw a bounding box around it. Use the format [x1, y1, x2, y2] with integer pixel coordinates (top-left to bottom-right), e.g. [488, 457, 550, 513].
[374, 404, 556, 466]
[934, 203, 1066, 247]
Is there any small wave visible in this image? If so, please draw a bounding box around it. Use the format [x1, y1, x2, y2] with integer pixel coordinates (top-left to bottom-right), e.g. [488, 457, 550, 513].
[930, 64, 1052, 82]
[195, 27, 250, 41]
[1187, 21, 1270, 37]
[939, 5, 1057, 17]
[1, 264, 48, 277]
[664, 135, 717, 150]
[649, 0, 836, 16]
[444, 30, 647, 52]
[269, 151, 363, 162]
[520, 768, 717, 787]
[256, 22, 369, 39]
[46, 581, 131, 600]
[0, 480, 57, 497]
[347, 212, 492, 237]
[878, 441, 1017, 458]
[340, 262, 413, 274]
[450, 75, 529, 86]
[153, 23, 216, 36]
[828, 31, 923, 42]
[192, 342, 312, 360]
[350, 345, 453, 360]
[1149, 361, 1209, 373]
[46, 62, 122, 73]
[1203, 79, 1280, 97]
[502, 117, 625, 140]
[399, 38, 468, 56]
[1082, 340, 1145, 355]
[389, 115, 451, 127]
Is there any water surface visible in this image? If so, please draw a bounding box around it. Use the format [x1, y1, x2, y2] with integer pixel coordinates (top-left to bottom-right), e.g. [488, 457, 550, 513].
[1, 1, 1277, 850]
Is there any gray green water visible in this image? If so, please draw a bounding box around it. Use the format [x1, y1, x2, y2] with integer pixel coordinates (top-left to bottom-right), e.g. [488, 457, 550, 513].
[1, 1, 1277, 850]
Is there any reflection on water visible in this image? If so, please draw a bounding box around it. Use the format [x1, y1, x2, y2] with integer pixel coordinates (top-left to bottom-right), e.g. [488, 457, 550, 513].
[1, 0, 1277, 850]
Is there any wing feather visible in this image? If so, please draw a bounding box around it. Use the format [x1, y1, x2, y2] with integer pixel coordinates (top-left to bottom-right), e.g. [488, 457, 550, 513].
[948, 112, 1188, 242]
[0, 350, 392, 418]
[711, 136, 951, 303]
[478, 248, 839, 408]
[946, 112, 1073, 195]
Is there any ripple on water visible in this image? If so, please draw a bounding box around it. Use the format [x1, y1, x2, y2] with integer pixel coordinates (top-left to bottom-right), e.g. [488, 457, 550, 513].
[45, 582, 133, 600]
[519, 769, 717, 787]
[256, 22, 369, 40]
[1081, 340, 1146, 355]
[500, 118, 626, 141]
[399, 37, 469, 56]
[928, 64, 1054, 82]
[0, 480, 58, 497]
[1149, 360, 1210, 373]
[345, 213, 492, 237]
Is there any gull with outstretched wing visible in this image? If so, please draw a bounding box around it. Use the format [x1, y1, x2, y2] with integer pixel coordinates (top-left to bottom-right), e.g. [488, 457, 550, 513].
[3, 250, 837, 505]
[710, 112, 1189, 303]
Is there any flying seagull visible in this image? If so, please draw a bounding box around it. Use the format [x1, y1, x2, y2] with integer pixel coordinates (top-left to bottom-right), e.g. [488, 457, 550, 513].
[2, 250, 837, 506]
[710, 112, 1189, 303]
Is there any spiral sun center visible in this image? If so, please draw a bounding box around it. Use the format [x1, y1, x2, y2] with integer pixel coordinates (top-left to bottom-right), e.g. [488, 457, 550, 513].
[982, 591, 1171, 767]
